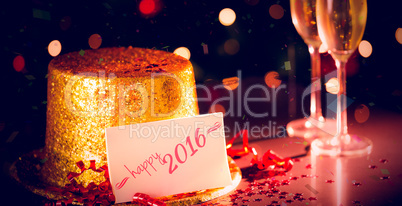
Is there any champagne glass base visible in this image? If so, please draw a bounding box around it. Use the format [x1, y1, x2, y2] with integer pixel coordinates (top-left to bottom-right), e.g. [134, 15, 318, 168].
[287, 118, 336, 139]
[311, 134, 373, 157]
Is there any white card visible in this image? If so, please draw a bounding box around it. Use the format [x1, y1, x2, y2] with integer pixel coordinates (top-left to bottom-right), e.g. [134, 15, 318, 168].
[105, 113, 232, 204]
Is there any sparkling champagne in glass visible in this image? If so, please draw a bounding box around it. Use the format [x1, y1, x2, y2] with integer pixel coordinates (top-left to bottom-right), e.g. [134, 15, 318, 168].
[287, 0, 333, 139]
[311, 0, 372, 156]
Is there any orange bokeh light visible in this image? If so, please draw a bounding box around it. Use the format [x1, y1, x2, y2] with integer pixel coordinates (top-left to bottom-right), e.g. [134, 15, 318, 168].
[269, 4, 284, 20]
[88, 34, 102, 49]
[173, 47, 191, 60]
[48, 40, 62, 57]
[396, 28, 402, 44]
[209, 104, 226, 115]
[222, 77, 239, 90]
[354, 104, 370, 123]
[264, 71, 281, 88]
[224, 39, 240, 55]
[219, 8, 236, 26]
[358, 40, 372, 58]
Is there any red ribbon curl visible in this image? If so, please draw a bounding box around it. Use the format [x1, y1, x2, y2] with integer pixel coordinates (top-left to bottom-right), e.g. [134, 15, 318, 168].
[132, 193, 166, 206]
[226, 129, 293, 172]
[45, 129, 292, 205]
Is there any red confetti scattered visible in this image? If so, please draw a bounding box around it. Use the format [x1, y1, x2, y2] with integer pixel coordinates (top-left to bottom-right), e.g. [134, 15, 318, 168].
[281, 180, 290, 185]
[368, 165, 378, 169]
[290, 176, 299, 180]
[293, 193, 305, 201]
[308, 197, 317, 201]
[244, 187, 253, 192]
[249, 181, 258, 187]
[236, 189, 244, 194]
[269, 180, 281, 187]
[326, 180, 335, 183]
[353, 182, 362, 187]
[379, 159, 388, 164]
[306, 164, 312, 169]
[380, 176, 390, 180]
[271, 188, 280, 193]
[241, 199, 250, 203]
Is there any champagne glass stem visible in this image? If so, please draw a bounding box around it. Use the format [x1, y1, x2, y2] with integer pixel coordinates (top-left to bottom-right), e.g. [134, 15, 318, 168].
[309, 45, 322, 120]
[335, 60, 348, 139]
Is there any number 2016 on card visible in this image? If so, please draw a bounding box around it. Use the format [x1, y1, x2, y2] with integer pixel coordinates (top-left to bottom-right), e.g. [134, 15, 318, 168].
[163, 122, 221, 174]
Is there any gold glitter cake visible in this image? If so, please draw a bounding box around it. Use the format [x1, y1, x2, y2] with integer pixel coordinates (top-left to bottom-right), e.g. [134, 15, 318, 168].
[42, 47, 199, 188]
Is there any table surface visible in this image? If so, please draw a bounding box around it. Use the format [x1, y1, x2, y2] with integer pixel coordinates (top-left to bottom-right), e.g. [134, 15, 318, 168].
[2, 109, 402, 206]
[202, 109, 402, 206]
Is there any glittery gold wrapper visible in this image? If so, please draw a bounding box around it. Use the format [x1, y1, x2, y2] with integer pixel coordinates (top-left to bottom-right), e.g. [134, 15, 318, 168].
[42, 47, 199, 187]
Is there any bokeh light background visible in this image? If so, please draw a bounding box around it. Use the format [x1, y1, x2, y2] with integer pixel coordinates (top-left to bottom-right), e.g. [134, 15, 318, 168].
[1, 0, 402, 149]
[0, 0, 401, 204]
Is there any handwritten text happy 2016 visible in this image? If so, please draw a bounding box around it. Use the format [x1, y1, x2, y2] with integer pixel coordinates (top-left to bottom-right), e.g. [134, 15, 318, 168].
[115, 122, 221, 190]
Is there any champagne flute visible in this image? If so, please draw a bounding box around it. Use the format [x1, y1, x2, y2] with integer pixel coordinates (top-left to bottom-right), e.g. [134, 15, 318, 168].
[311, 0, 372, 156]
[287, 0, 331, 139]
